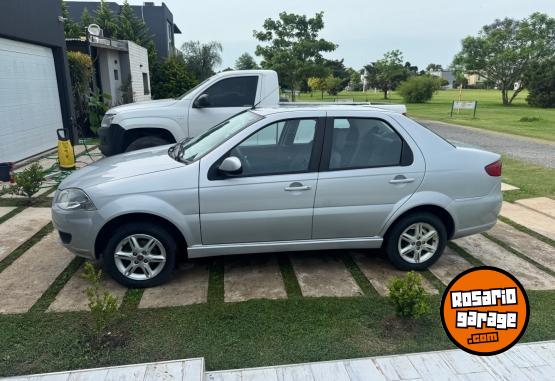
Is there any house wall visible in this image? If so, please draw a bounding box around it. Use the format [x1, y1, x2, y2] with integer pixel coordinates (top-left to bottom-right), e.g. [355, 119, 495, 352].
[125, 41, 151, 102]
[97, 49, 122, 105]
[0, 0, 76, 143]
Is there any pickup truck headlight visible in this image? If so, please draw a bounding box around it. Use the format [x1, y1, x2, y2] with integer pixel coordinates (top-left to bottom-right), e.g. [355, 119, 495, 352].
[101, 113, 115, 127]
[55, 188, 96, 211]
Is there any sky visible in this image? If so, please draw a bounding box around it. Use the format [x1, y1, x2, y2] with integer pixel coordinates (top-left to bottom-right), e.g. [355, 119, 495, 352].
[78, 0, 555, 71]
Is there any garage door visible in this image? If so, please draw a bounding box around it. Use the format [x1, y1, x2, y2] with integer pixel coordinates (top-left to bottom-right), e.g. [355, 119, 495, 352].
[0, 37, 63, 163]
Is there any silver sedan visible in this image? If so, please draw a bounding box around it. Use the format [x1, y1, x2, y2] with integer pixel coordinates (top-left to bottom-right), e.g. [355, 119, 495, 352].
[52, 106, 502, 287]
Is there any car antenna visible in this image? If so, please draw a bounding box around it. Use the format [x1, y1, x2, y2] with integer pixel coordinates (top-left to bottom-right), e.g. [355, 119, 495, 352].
[251, 86, 280, 110]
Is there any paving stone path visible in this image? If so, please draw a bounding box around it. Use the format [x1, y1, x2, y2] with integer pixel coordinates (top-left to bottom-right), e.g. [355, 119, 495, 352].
[0, 232, 74, 314]
[353, 253, 438, 296]
[224, 255, 287, 302]
[516, 197, 555, 219]
[290, 253, 362, 297]
[500, 201, 555, 241]
[501, 183, 519, 192]
[140, 262, 209, 308]
[454, 234, 555, 290]
[488, 220, 555, 273]
[0, 207, 51, 261]
[0, 206, 15, 219]
[429, 246, 474, 286]
[48, 264, 127, 312]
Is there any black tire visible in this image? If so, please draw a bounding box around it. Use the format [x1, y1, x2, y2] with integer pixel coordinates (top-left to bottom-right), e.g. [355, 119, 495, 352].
[385, 212, 447, 271]
[102, 222, 177, 288]
[125, 136, 170, 152]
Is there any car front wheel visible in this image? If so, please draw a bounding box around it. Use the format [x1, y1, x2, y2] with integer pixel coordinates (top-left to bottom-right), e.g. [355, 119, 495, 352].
[102, 222, 176, 287]
[385, 212, 447, 271]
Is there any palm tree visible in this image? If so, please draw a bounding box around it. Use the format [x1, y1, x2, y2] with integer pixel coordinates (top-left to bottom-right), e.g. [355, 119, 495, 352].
[180, 41, 223, 81]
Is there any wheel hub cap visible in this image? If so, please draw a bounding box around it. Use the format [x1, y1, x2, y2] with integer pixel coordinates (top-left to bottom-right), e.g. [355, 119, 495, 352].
[397, 222, 439, 264]
[114, 234, 167, 281]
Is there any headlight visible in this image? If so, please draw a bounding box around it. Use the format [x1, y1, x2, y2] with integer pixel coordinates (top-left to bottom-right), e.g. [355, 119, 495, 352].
[101, 113, 115, 127]
[55, 188, 96, 211]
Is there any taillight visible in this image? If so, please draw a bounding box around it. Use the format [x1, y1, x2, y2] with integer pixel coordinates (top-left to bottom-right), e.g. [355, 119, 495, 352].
[485, 160, 502, 177]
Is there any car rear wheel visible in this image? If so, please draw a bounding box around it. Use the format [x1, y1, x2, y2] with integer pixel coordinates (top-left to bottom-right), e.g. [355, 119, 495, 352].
[102, 222, 176, 288]
[125, 136, 170, 152]
[385, 212, 447, 271]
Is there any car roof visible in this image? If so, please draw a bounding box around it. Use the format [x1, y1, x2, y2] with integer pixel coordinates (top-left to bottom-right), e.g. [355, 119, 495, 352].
[251, 104, 397, 116]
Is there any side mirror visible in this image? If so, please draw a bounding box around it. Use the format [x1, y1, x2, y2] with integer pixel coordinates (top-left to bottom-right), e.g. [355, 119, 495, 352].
[194, 93, 210, 108]
[218, 156, 242, 175]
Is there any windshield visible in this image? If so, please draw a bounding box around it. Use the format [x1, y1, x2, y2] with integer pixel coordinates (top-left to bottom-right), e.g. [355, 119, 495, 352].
[176, 77, 212, 100]
[169, 111, 263, 163]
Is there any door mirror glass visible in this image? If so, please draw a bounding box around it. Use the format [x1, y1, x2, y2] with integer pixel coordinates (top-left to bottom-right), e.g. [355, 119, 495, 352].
[218, 156, 242, 174]
[194, 93, 210, 108]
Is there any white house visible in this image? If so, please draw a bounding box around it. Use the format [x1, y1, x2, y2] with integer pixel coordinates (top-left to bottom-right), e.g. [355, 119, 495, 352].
[67, 36, 151, 105]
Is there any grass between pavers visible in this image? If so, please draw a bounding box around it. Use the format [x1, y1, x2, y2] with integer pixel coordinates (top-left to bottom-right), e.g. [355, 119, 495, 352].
[501, 156, 555, 203]
[297, 89, 555, 142]
[207, 259, 225, 304]
[29, 257, 84, 314]
[0, 206, 25, 225]
[277, 254, 303, 298]
[0, 223, 53, 274]
[1, 291, 554, 377]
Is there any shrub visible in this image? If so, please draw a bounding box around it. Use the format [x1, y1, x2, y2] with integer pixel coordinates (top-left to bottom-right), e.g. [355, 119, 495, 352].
[151, 55, 197, 99]
[388, 271, 431, 318]
[525, 58, 555, 108]
[82, 262, 119, 342]
[88, 90, 111, 135]
[7, 163, 45, 202]
[397, 76, 441, 103]
[67, 52, 94, 136]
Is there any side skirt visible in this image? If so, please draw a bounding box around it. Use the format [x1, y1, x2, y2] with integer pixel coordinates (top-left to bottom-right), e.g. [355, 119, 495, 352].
[187, 237, 383, 258]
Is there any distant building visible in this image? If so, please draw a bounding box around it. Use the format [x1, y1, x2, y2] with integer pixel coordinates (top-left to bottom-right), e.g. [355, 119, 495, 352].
[67, 36, 151, 105]
[465, 73, 485, 87]
[65, 1, 181, 58]
[429, 70, 455, 89]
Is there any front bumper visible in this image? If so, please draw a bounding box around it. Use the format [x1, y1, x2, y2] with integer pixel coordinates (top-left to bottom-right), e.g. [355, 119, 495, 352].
[51, 203, 103, 260]
[98, 124, 126, 157]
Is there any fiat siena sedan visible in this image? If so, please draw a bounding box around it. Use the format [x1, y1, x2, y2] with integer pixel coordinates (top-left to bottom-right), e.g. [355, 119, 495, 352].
[52, 106, 502, 287]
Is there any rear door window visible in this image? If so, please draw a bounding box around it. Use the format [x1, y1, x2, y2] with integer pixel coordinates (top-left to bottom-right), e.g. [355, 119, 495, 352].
[202, 76, 258, 107]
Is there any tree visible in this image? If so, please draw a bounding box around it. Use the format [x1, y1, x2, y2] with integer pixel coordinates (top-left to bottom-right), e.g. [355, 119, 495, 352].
[180, 41, 223, 81]
[80, 7, 93, 30]
[324, 59, 350, 90]
[397, 76, 442, 103]
[426, 63, 443, 72]
[308, 77, 327, 99]
[364, 50, 409, 99]
[525, 58, 555, 107]
[325, 75, 343, 95]
[116, 0, 154, 49]
[254, 12, 336, 101]
[151, 55, 197, 99]
[235, 53, 259, 70]
[453, 12, 555, 105]
[93, 0, 117, 38]
[347, 68, 363, 91]
[61, 1, 81, 38]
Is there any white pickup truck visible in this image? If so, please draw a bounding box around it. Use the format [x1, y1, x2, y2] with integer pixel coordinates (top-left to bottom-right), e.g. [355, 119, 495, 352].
[98, 70, 407, 156]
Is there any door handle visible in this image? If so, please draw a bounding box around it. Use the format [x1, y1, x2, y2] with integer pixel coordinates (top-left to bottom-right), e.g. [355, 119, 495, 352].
[389, 176, 415, 184]
[285, 182, 312, 191]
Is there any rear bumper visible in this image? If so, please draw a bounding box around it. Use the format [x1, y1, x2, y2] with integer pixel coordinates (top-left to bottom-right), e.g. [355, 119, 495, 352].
[450, 184, 502, 239]
[98, 124, 125, 156]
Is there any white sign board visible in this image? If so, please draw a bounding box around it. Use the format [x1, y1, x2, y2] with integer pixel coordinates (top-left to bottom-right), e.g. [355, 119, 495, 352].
[453, 101, 476, 110]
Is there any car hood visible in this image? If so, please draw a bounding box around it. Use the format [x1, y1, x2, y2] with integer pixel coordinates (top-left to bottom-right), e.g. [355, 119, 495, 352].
[60, 145, 184, 190]
[108, 98, 178, 114]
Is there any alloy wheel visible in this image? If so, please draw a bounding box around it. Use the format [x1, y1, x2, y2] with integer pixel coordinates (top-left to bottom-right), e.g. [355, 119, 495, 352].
[113, 234, 167, 281]
[397, 222, 439, 264]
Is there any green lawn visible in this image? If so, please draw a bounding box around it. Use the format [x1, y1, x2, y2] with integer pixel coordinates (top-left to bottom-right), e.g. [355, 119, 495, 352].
[1, 289, 555, 377]
[297, 89, 555, 142]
